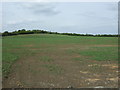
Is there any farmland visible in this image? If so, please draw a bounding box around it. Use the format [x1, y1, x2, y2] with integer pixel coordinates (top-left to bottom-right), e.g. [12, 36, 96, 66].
[2, 34, 118, 88]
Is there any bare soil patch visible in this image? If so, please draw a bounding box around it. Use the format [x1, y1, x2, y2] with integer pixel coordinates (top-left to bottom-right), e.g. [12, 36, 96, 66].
[3, 57, 118, 88]
[2, 44, 118, 88]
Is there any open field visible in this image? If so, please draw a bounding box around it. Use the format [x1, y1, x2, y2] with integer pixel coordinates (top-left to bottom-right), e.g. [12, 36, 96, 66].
[2, 34, 118, 88]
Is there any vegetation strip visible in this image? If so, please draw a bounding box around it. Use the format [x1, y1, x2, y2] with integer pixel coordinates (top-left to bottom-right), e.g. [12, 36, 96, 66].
[1, 29, 119, 37]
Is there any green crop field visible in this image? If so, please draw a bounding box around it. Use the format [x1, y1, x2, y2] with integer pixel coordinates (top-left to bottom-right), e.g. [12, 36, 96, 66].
[2, 34, 118, 88]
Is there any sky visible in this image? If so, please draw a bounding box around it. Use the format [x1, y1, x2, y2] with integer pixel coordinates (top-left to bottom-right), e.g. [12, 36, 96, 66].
[1, 2, 118, 34]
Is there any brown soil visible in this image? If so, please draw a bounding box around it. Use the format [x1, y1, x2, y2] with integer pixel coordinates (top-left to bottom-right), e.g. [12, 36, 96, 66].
[2, 45, 118, 88]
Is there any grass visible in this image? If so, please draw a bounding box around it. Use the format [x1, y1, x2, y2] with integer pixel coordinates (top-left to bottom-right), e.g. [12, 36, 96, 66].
[2, 34, 118, 77]
[42, 64, 63, 75]
[73, 57, 87, 61]
[0, 37, 2, 77]
[79, 47, 118, 61]
[67, 47, 118, 61]
[39, 56, 54, 62]
[2, 52, 19, 76]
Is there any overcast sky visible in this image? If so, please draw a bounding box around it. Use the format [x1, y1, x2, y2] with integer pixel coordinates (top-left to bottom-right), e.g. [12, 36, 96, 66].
[1, 2, 118, 34]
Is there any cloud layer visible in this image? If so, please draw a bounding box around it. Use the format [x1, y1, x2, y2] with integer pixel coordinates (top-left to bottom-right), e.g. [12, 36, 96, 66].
[21, 3, 60, 16]
[2, 2, 118, 34]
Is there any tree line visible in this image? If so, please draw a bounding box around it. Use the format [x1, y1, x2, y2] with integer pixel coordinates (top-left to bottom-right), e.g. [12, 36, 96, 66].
[1, 29, 119, 37]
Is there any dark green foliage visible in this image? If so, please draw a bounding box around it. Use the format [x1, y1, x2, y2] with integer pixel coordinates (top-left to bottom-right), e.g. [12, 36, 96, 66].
[2, 29, 119, 37]
[2, 31, 11, 36]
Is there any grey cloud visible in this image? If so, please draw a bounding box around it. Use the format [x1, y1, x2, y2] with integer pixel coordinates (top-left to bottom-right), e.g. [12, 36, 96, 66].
[79, 12, 96, 18]
[79, 11, 117, 21]
[3, 20, 45, 32]
[107, 3, 118, 11]
[119, 2, 120, 11]
[109, 6, 118, 11]
[78, 12, 109, 21]
[78, 3, 118, 20]
[21, 3, 60, 16]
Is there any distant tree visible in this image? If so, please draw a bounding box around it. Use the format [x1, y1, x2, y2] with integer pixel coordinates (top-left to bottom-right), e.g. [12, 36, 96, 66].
[2, 29, 119, 37]
[2, 31, 10, 36]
